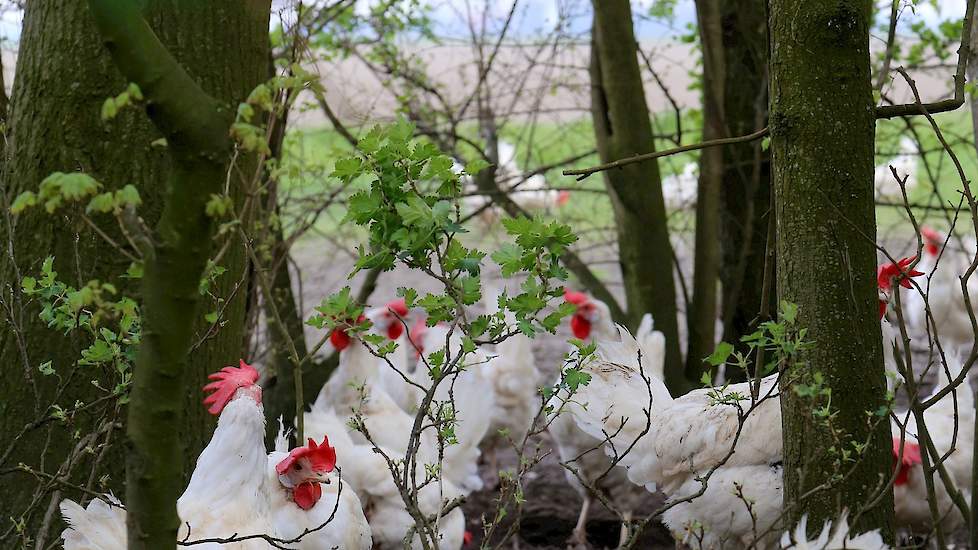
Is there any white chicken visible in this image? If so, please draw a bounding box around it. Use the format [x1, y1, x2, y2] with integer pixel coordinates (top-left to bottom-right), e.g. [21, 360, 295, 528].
[304, 380, 466, 549]
[661, 161, 699, 210]
[781, 513, 889, 549]
[61, 361, 371, 550]
[481, 285, 542, 453]
[547, 289, 665, 547]
[891, 351, 972, 533]
[874, 136, 918, 201]
[562, 258, 964, 547]
[567, 325, 785, 548]
[900, 226, 978, 353]
[407, 319, 496, 493]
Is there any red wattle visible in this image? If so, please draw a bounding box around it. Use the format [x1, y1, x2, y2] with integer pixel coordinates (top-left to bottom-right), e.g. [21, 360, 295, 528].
[387, 322, 405, 341]
[293, 481, 323, 510]
[878, 299, 887, 320]
[570, 314, 592, 340]
[330, 329, 351, 351]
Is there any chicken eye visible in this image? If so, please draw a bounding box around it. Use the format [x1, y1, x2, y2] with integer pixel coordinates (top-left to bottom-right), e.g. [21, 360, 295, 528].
[293, 463, 302, 471]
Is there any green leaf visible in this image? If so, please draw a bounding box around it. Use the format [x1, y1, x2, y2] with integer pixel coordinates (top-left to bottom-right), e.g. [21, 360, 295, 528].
[115, 185, 142, 207]
[332, 157, 363, 179]
[126, 82, 144, 101]
[10, 191, 37, 214]
[563, 367, 591, 392]
[86, 192, 116, 214]
[205, 194, 234, 218]
[491, 243, 523, 276]
[705, 341, 734, 367]
[464, 158, 491, 176]
[21, 276, 37, 294]
[124, 261, 144, 279]
[38, 361, 55, 376]
[396, 194, 434, 227]
[204, 311, 219, 324]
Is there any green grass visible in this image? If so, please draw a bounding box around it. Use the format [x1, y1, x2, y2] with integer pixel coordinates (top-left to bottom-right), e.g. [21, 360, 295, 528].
[277, 108, 978, 253]
[876, 110, 978, 239]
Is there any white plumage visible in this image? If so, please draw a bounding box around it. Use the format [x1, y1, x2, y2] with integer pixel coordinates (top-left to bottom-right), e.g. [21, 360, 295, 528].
[874, 136, 918, 201]
[547, 305, 665, 546]
[59, 496, 127, 550]
[568, 325, 784, 547]
[781, 513, 889, 549]
[62, 365, 371, 550]
[661, 161, 699, 210]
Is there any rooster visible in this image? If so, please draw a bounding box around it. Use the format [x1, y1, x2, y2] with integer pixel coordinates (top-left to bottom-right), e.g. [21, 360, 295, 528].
[548, 292, 665, 547]
[61, 361, 370, 549]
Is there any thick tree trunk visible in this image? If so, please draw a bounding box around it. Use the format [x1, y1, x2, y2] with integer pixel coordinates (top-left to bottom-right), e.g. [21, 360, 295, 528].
[589, 0, 688, 392]
[686, 0, 725, 379]
[87, 1, 269, 547]
[770, 0, 894, 536]
[719, 0, 774, 379]
[0, 0, 267, 544]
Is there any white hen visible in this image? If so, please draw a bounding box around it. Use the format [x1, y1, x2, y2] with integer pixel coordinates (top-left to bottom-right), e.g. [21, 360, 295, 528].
[781, 513, 889, 549]
[568, 326, 784, 548]
[548, 292, 665, 547]
[62, 362, 368, 550]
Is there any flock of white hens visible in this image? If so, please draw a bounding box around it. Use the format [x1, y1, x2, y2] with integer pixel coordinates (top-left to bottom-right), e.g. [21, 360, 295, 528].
[57, 225, 978, 549]
[54, 133, 978, 549]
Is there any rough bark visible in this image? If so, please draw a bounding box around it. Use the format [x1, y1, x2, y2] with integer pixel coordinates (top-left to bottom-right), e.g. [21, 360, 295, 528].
[719, 0, 774, 378]
[86, 1, 269, 547]
[770, 0, 894, 536]
[0, 3, 157, 538]
[686, 0, 725, 380]
[589, 0, 688, 392]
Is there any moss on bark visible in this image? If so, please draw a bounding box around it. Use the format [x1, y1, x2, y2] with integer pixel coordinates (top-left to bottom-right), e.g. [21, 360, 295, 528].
[770, 0, 894, 536]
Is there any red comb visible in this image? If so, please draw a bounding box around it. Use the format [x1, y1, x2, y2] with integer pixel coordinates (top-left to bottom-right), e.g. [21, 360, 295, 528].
[202, 360, 259, 415]
[920, 226, 943, 256]
[557, 190, 571, 206]
[563, 289, 589, 305]
[387, 298, 409, 317]
[892, 438, 922, 485]
[408, 317, 428, 357]
[276, 436, 337, 475]
[877, 256, 924, 291]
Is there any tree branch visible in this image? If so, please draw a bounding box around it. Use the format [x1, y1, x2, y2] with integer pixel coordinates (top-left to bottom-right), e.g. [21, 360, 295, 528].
[562, 127, 769, 180]
[874, 0, 975, 119]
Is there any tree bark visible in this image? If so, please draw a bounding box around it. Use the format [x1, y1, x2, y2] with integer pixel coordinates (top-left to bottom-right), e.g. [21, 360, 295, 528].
[589, 0, 688, 393]
[85, 1, 268, 547]
[719, 0, 774, 379]
[770, 0, 894, 537]
[686, 0, 725, 380]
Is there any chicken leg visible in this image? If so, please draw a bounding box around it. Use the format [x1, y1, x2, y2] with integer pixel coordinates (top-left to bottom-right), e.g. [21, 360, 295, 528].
[568, 495, 591, 548]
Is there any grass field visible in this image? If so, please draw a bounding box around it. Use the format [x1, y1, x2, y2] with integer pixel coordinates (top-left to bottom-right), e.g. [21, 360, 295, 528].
[278, 109, 978, 256]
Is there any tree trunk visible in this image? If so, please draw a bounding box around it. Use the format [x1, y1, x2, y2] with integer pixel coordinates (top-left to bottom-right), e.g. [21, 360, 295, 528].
[719, 0, 774, 379]
[0, 0, 267, 544]
[770, 0, 894, 537]
[87, 1, 268, 547]
[589, 0, 688, 393]
[686, 0, 725, 380]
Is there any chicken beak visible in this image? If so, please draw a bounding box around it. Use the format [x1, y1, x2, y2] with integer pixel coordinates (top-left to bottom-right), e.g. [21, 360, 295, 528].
[312, 471, 331, 484]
